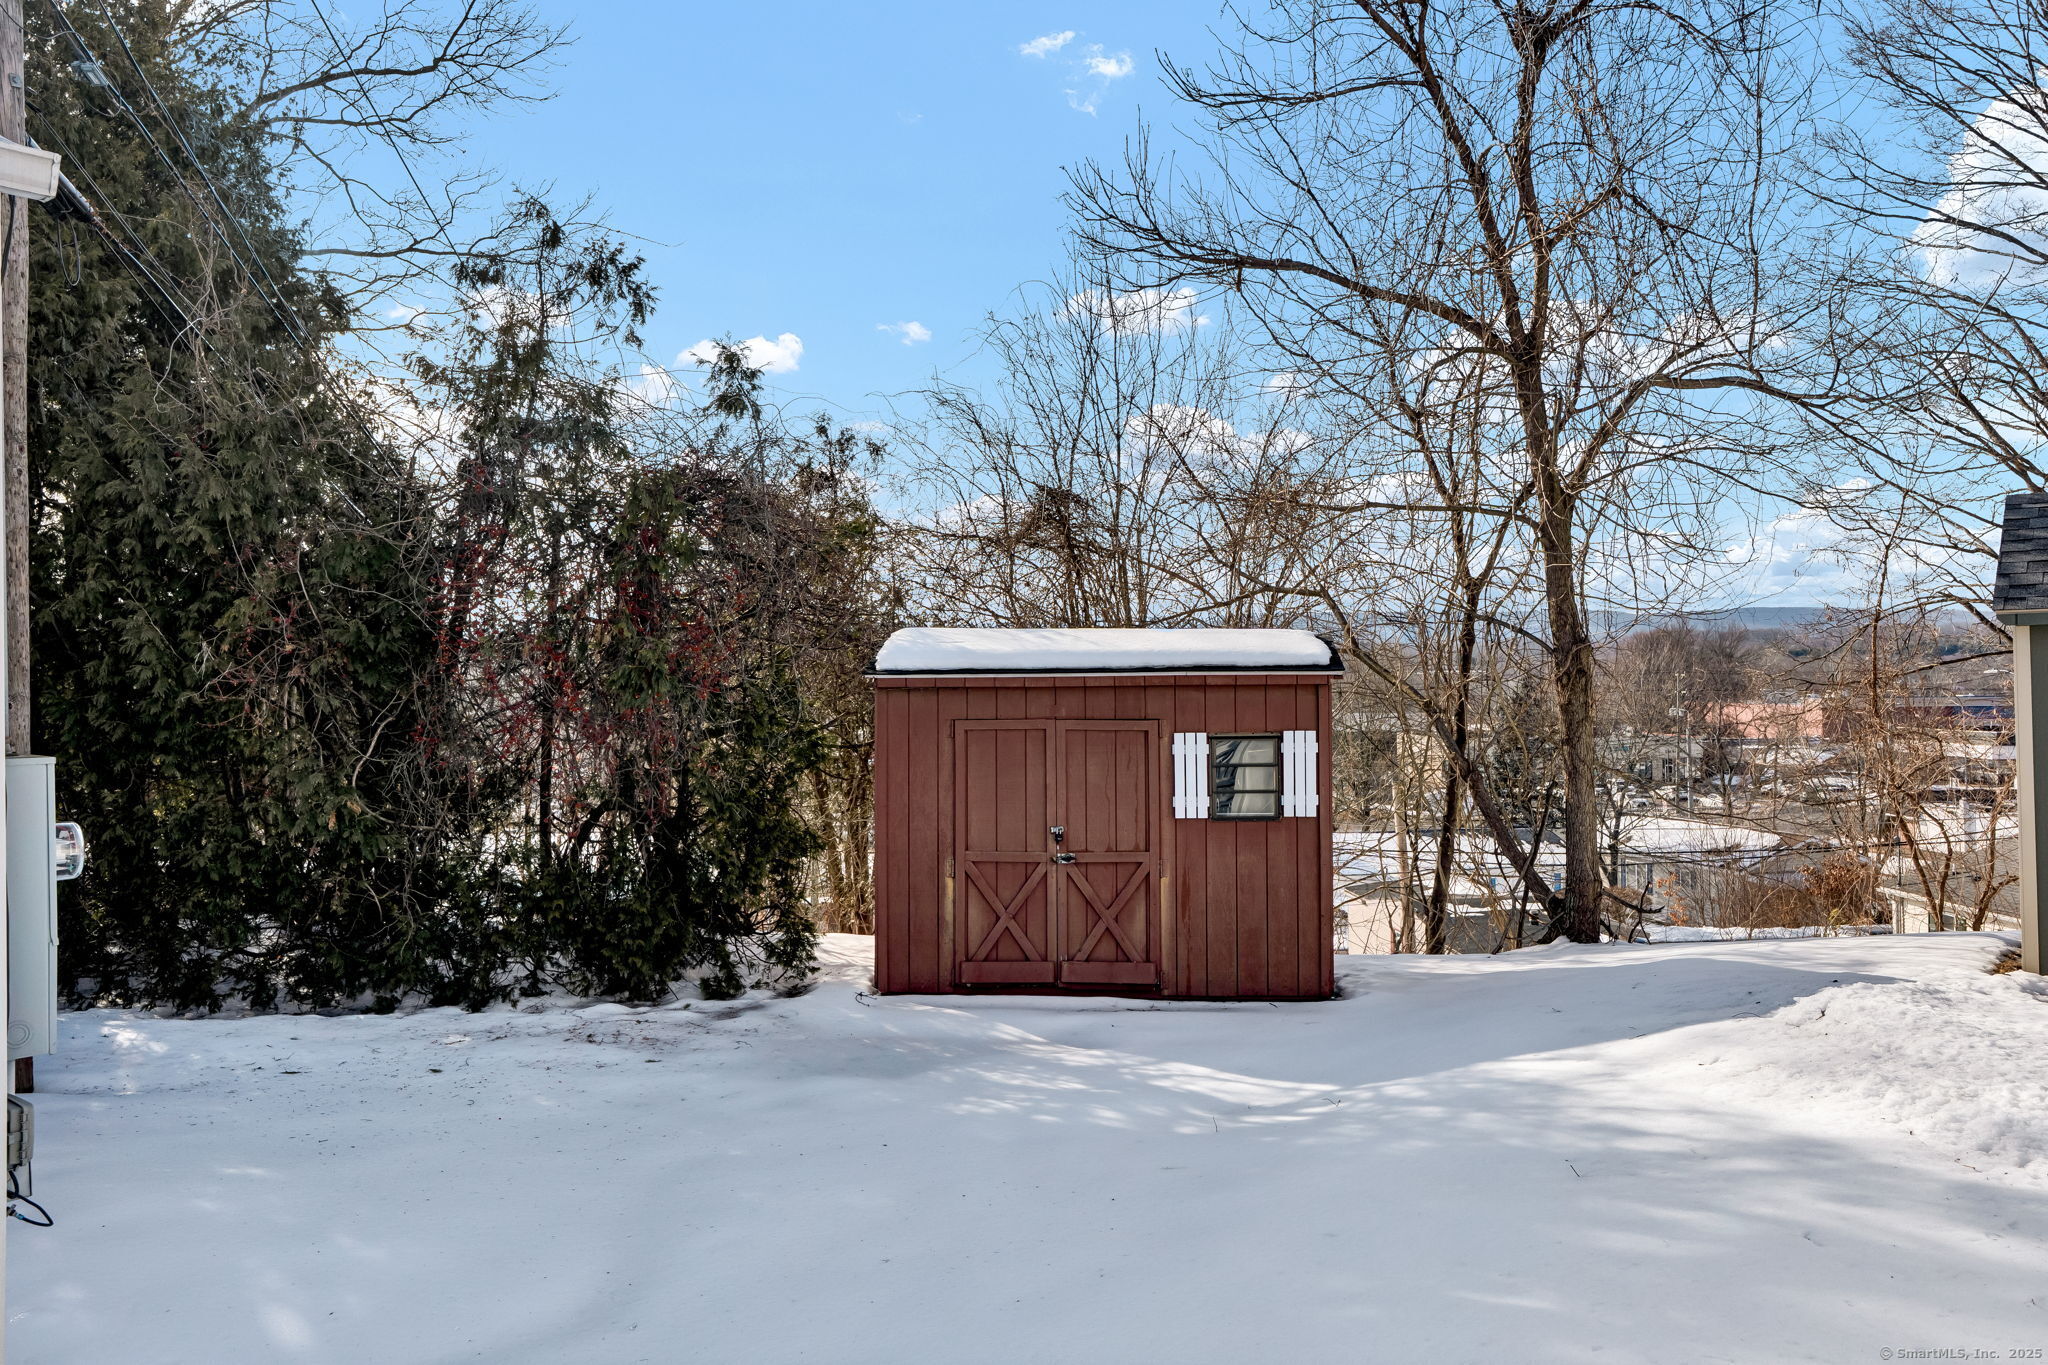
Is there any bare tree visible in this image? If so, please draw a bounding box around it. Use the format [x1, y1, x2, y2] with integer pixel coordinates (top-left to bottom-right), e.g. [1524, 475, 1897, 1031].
[901, 275, 1350, 629]
[164, 0, 570, 313]
[1806, 0, 2048, 627]
[1067, 0, 1826, 940]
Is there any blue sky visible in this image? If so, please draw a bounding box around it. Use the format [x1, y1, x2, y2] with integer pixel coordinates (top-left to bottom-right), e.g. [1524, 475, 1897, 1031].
[441, 3, 1963, 609]
[458, 2, 1219, 423]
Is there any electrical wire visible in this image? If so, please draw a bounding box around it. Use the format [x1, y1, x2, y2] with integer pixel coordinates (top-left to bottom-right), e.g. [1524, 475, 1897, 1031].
[37, 137, 385, 527]
[35, 4, 423, 523]
[8, 1196, 52, 1226]
[8, 1170, 51, 1227]
[41, 0, 308, 347]
[91, 0, 307, 344]
[2, 193, 16, 296]
[27, 116, 210, 343]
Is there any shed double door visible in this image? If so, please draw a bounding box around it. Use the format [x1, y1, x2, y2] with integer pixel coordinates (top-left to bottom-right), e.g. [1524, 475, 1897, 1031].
[954, 719, 1161, 988]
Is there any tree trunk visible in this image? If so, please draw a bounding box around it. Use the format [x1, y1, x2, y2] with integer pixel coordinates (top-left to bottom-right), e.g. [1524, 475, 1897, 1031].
[1426, 579, 1483, 954]
[1425, 767, 1457, 954]
[1537, 496, 1604, 943]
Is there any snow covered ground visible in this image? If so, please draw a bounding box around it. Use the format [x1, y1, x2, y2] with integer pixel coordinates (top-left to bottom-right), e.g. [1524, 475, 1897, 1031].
[9, 933, 2047, 1364]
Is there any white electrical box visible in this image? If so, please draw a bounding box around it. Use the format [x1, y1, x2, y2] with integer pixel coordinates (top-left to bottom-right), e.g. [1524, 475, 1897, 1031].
[9, 756, 58, 1060]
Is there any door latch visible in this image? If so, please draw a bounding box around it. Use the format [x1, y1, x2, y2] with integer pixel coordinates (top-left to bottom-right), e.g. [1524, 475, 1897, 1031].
[1052, 852, 1077, 864]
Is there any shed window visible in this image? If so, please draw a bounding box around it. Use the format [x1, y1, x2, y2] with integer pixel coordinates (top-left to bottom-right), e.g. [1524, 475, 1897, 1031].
[1211, 734, 1280, 819]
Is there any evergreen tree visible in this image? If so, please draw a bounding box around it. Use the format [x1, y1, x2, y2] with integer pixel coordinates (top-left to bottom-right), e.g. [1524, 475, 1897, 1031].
[412, 209, 834, 1002]
[28, 1, 452, 1008]
[22, 8, 867, 1010]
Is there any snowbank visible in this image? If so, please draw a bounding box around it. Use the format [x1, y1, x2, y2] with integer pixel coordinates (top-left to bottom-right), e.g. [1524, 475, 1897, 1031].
[9, 933, 2045, 1363]
[872, 626, 1337, 673]
[1609, 814, 1781, 855]
[1646, 923, 1880, 942]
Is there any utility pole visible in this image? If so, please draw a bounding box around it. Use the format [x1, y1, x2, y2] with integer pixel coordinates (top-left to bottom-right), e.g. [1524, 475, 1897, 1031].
[0, 0, 11, 1303]
[2, 0, 28, 1105]
[0, 0, 59, 1327]
[2, 0, 23, 759]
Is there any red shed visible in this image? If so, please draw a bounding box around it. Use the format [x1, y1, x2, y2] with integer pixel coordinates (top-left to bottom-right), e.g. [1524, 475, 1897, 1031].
[868, 627, 1342, 999]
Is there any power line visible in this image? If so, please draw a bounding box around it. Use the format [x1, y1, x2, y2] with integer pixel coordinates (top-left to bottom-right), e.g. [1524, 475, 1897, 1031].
[30, 112, 392, 532]
[41, 0, 308, 347]
[31, 121, 233, 360]
[30, 122, 199, 325]
[33, 4, 433, 523]
[90, 0, 307, 345]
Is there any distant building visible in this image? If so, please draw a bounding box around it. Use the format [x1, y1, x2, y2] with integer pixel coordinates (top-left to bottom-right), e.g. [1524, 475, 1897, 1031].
[1710, 699, 1827, 743]
[1597, 731, 1705, 784]
[1892, 694, 2012, 730]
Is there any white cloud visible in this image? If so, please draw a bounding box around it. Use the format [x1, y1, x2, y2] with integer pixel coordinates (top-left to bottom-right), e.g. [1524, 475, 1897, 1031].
[1019, 30, 1075, 58]
[1065, 286, 1209, 334]
[463, 286, 568, 332]
[356, 377, 466, 479]
[1065, 42, 1134, 114]
[1016, 32, 1134, 115]
[877, 320, 933, 346]
[1719, 483, 1900, 602]
[682, 332, 805, 374]
[620, 364, 680, 409]
[1257, 427, 1315, 456]
[1913, 88, 2048, 287]
[1121, 404, 1314, 475]
[1126, 403, 1240, 456]
[1084, 49, 1134, 78]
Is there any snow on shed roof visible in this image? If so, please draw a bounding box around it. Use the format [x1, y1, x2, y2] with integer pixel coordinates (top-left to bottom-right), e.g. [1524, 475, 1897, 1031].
[870, 627, 1342, 675]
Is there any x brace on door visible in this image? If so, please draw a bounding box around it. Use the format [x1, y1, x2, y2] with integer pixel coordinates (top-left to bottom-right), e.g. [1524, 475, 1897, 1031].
[1065, 863, 1148, 964]
[964, 861, 1048, 963]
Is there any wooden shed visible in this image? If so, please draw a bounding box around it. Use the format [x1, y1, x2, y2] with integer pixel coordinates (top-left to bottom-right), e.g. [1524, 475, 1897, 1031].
[868, 627, 1343, 999]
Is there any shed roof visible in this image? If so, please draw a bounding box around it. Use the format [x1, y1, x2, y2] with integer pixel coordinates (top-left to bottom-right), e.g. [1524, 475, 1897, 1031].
[1994, 492, 2048, 620]
[869, 627, 1343, 676]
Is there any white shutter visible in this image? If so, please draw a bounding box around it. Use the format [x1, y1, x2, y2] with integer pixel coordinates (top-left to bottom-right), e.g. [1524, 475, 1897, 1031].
[1280, 732, 1295, 817]
[1281, 731, 1299, 817]
[1172, 732, 1210, 819]
[1282, 729, 1319, 817]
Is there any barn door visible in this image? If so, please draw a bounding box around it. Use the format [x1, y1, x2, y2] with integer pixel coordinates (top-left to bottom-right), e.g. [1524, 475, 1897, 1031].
[952, 719, 1161, 989]
[1052, 721, 1161, 987]
[955, 721, 1058, 984]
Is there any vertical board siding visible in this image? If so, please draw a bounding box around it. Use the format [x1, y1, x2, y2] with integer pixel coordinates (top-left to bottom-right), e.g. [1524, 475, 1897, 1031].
[1316, 680, 1335, 994]
[1267, 685, 1299, 997]
[871, 688, 892, 991]
[871, 674, 1335, 999]
[880, 688, 910, 992]
[907, 685, 940, 991]
[1177, 681, 1209, 996]
[1235, 684, 1268, 995]
[934, 686, 968, 985]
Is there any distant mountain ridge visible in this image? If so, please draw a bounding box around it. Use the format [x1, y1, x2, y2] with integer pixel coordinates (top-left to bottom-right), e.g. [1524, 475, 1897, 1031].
[1593, 606, 1974, 634]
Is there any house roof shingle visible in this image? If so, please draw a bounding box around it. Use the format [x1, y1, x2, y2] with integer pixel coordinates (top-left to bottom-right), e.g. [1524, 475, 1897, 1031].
[1993, 492, 2048, 618]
